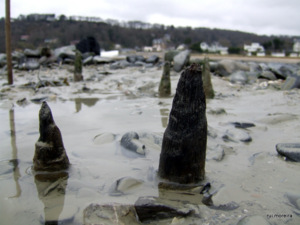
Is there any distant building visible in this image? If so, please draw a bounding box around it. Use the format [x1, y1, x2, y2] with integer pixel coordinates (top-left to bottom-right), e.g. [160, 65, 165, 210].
[20, 35, 29, 41]
[27, 14, 55, 21]
[244, 43, 265, 56]
[152, 38, 165, 51]
[200, 42, 228, 55]
[293, 39, 300, 53]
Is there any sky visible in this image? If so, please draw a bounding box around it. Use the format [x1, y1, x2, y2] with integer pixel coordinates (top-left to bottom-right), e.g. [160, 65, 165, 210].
[1, 0, 300, 36]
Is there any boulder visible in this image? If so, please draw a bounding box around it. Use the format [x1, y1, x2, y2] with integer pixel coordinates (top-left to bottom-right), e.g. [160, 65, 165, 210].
[109, 176, 143, 196]
[84, 203, 138, 225]
[158, 61, 171, 97]
[258, 71, 277, 80]
[54, 45, 76, 61]
[229, 71, 248, 84]
[222, 129, 252, 143]
[146, 55, 159, 64]
[24, 48, 41, 58]
[134, 196, 194, 222]
[76, 36, 100, 55]
[158, 64, 207, 183]
[173, 50, 190, 72]
[164, 50, 180, 63]
[216, 59, 249, 77]
[276, 143, 300, 162]
[281, 75, 300, 90]
[33, 102, 70, 171]
[24, 59, 40, 70]
[126, 55, 145, 63]
[120, 132, 146, 156]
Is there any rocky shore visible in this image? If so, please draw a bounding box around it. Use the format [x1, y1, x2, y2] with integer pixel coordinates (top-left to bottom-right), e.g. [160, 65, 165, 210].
[0, 50, 300, 224]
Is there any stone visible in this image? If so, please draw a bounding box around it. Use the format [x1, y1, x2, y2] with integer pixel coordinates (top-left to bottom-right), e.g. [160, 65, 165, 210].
[202, 57, 215, 99]
[164, 50, 180, 62]
[76, 36, 100, 55]
[285, 192, 300, 210]
[276, 143, 300, 162]
[24, 59, 40, 70]
[109, 176, 143, 196]
[120, 132, 146, 156]
[83, 203, 139, 225]
[24, 48, 41, 58]
[236, 216, 271, 225]
[93, 133, 116, 145]
[173, 50, 190, 72]
[281, 75, 300, 90]
[230, 122, 255, 129]
[258, 71, 277, 80]
[74, 50, 83, 82]
[159, 61, 171, 97]
[158, 64, 207, 183]
[33, 101, 70, 171]
[229, 71, 248, 84]
[53, 45, 76, 61]
[216, 59, 236, 76]
[134, 196, 194, 222]
[222, 129, 252, 143]
[146, 55, 159, 64]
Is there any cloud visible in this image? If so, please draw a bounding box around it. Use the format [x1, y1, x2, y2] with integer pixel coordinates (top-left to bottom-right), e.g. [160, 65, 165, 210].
[3, 0, 300, 36]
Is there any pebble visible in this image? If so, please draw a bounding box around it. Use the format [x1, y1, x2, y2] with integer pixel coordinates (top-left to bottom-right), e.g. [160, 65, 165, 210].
[276, 143, 300, 162]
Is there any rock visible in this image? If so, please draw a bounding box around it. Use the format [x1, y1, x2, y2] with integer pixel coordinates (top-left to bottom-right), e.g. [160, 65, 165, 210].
[158, 64, 207, 183]
[134, 196, 194, 222]
[164, 50, 180, 62]
[74, 50, 83, 82]
[110, 60, 131, 70]
[285, 192, 300, 210]
[109, 176, 143, 196]
[93, 56, 114, 64]
[24, 59, 40, 70]
[83, 56, 93, 65]
[159, 62, 171, 97]
[268, 63, 295, 79]
[24, 48, 41, 57]
[216, 60, 250, 77]
[281, 75, 300, 90]
[83, 203, 138, 225]
[207, 145, 225, 161]
[276, 143, 300, 162]
[33, 102, 70, 171]
[93, 133, 116, 145]
[0, 53, 6, 67]
[222, 129, 252, 143]
[76, 36, 100, 55]
[146, 55, 159, 64]
[236, 216, 271, 225]
[53, 45, 76, 61]
[120, 132, 146, 156]
[229, 71, 248, 84]
[208, 108, 226, 115]
[230, 122, 255, 129]
[202, 57, 214, 99]
[259, 71, 277, 80]
[126, 55, 145, 63]
[258, 113, 298, 125]
[173, 50, 190, 72]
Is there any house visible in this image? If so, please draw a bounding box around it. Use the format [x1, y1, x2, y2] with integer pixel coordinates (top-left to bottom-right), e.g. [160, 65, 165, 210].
[244, 43, 265, 56]
[200, 42, 228, 55]
[293, 39, 300, 53]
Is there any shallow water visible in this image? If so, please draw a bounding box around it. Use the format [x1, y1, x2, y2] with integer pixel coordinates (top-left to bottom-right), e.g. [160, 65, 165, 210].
[1, 65, 300, 224]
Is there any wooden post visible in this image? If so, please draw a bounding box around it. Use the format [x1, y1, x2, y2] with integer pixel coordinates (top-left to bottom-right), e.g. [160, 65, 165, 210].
[5, 0, 13, 84]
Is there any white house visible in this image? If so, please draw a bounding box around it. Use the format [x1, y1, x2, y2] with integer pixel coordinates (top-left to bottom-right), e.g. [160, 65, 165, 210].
[293, 39, 300, 53]
[200, 42, 228, 55]
[244, 43, 265, 55]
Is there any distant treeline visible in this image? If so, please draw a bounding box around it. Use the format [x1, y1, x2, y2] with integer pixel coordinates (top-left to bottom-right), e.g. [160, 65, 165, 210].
[0, 17, 297, 53]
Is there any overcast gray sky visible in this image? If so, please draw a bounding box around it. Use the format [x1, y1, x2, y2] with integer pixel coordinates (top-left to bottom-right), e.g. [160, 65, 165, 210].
[1, 0, 300, 36]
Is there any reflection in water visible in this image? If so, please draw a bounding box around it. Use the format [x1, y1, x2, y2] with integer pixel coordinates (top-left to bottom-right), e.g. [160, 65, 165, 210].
[74, 98, 99, 112]
[160, 108, 169, 128]
[9, 108, 21, 198]
[34, 171, 69, 225]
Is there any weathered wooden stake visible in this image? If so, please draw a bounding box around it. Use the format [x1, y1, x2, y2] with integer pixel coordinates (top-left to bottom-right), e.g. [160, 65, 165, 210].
[5, 0, 13, 84]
